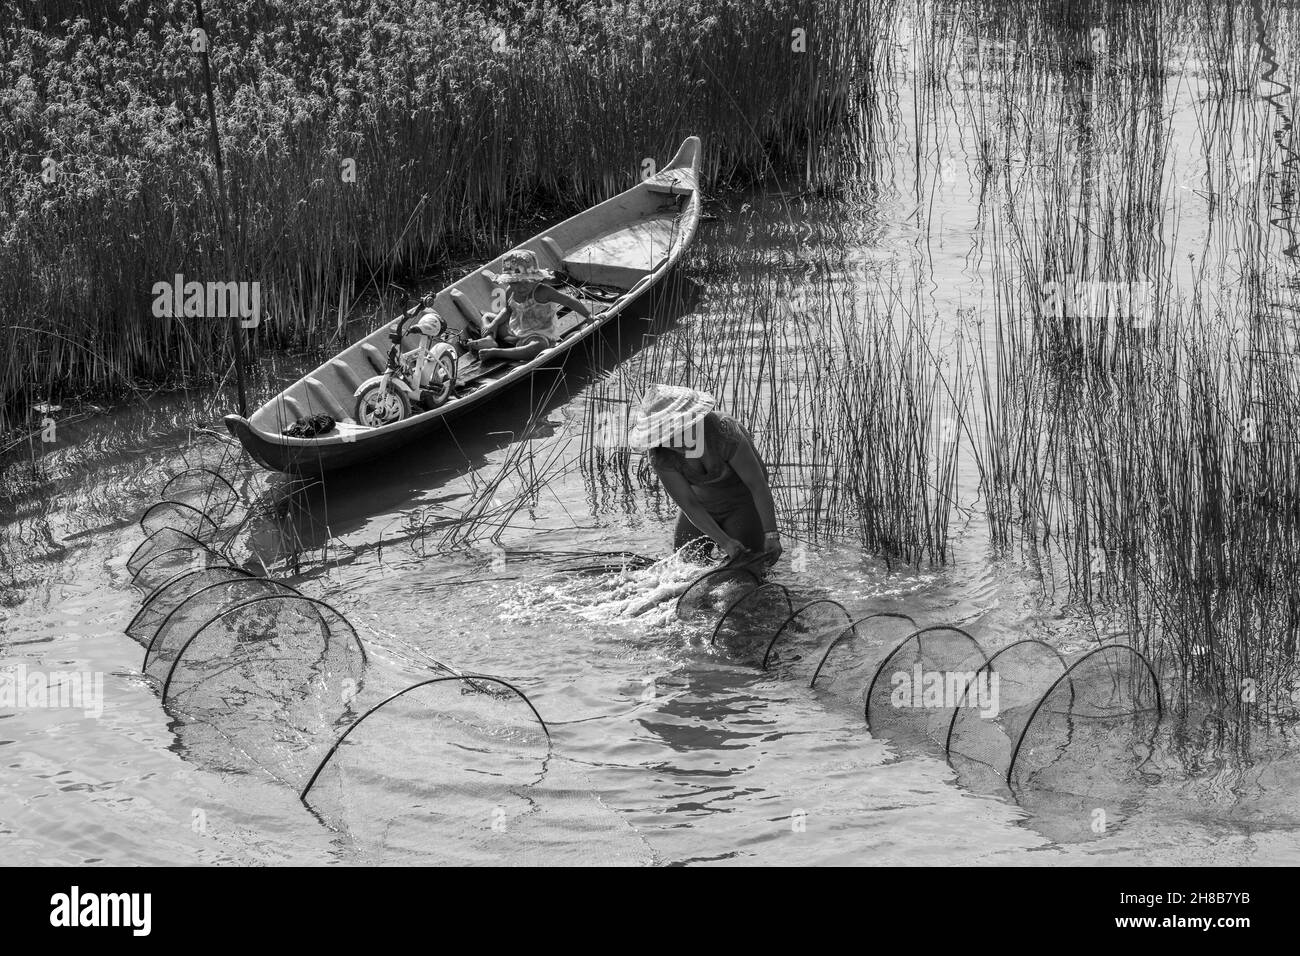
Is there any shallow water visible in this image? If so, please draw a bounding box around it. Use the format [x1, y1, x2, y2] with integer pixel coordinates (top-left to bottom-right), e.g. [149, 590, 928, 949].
[4, 0, 1300, 865]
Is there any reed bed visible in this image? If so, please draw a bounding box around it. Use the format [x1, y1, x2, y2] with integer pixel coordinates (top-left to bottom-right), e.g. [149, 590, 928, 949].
[0, 0, 882, 434]
[946, 0, 1300, 727]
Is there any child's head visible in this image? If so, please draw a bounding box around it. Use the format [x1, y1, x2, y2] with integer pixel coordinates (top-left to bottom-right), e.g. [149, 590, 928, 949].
[487, 249, 553, 296]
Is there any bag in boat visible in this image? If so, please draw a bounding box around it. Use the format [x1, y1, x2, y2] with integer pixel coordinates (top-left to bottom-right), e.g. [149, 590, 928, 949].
[282, 414, 336, 438]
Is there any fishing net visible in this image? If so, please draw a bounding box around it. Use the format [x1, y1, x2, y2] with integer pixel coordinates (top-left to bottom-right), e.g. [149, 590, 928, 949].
[676, 565, 761, 621]
[143, 578, 307, 680]
[127, 527, 210, 578]
[1008, 645, 1162, 797]
[161, 595, 368, 789]
[160, 468, 243, 526]
[140, 499, 221, 541]
[809, 612, 917, 705]
[300, 675, 555, 862]
[126, 528, 231, 593]
[709, 583, 794, 648]
[944, 639, 1070, 793]
[864, 626, 989, 749]
[126, 565, 254, 647]
[761, 599, 854, 673]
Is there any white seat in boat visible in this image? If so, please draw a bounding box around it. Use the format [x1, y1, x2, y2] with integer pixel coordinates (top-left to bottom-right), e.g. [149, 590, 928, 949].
[562, 217, 679, 288]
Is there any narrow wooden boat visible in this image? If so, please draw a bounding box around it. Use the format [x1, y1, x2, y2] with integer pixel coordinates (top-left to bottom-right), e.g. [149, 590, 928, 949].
[225, 136, 702, 474]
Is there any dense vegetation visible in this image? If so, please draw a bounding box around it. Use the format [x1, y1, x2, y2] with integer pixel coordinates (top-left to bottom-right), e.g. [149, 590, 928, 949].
[0, 0, 874, 431]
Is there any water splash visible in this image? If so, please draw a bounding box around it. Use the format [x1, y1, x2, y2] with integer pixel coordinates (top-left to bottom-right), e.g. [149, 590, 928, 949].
[503, 549, 715, 627]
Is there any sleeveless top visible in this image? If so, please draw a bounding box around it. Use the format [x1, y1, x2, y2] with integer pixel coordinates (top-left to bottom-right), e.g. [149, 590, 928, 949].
[649, 413, 758, 509]
[505, 290, 560, 343]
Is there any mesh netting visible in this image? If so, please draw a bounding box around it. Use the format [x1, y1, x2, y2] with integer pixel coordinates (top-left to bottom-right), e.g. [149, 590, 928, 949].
[864, 626, 990, 749]
[127, 529, 232, 593]
[944, 639, 1069, 793]
[140, 499, 221, 541]
[709, 583, 794, 648]
[299, 675, 557, 861]
[160, 468, 243, 525]
[143, 578, 306, 679]
[761, 599, 854, 673]
[126, 566, 254, 646]
[1009, 645, 1162, 794]
[161, 595, 368, 789]
[676, 565, 761, 620]
[809, 612, 918, 705]
[126, 526, 211, 578]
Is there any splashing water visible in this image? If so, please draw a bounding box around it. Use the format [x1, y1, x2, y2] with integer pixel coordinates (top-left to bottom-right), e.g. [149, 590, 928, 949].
[504, 549, 717, 627]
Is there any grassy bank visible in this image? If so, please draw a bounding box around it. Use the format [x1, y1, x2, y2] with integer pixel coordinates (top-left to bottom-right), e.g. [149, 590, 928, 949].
[0, 0, 880, 433]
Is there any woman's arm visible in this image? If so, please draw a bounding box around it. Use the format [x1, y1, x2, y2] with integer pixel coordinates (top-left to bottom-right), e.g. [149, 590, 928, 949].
[728, 439, 782, 560]
[657, 468, 744, 558]
[536, 285, 593, 318]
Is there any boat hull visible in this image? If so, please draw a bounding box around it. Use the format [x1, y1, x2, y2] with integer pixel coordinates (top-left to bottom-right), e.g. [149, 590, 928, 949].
[225, 136, 702, 475]
[224, 294, 653, 473]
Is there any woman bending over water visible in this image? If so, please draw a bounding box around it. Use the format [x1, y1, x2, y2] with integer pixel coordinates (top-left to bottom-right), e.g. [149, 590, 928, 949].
[629, 384, 782, 566]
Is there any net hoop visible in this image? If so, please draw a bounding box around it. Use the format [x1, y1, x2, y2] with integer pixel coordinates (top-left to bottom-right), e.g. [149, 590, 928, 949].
[808, 612, 917, 688]
[1005, 643, 1162, 788]
[298, 674, 551, 803]
[161, 466, 239, 504]
[941, 638, 1069, 757]
[863, 625, 989, 728]
[130, 542, 228, 587]
[142, 576, 307, 668]
[139, 499, 220, 539]
[761, 598, 853, 670]
[132, 565, 254, 621]
[161, 594, 367, 700]
[126, 527, 210, 578]
[126, 565, 255, 643]
[675, 565, 762, 620]
[709, 582, 795, 646]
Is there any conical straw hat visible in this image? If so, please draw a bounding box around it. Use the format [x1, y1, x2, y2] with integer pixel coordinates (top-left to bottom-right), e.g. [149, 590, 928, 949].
[627, 384, 716, 451]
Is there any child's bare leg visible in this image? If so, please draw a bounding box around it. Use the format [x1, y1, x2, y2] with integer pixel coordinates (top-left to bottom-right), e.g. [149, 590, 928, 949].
[467, 311, 501, 344]
[477, 340, 548, 363]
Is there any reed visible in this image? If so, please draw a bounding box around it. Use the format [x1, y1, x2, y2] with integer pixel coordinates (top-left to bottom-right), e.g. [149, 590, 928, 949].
[0, 0, 883, 435]
[956, 0, 1300, 727]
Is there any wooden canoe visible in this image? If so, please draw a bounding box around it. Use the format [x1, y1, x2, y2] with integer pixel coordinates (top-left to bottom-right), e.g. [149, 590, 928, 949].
[225, 136, 702, 474]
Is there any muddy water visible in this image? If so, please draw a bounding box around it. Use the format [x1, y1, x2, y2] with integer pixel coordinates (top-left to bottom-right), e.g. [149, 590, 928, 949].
[4, 3, 1300, 865]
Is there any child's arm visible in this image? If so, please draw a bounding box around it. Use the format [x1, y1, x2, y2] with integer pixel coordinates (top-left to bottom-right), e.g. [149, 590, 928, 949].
[536, 285, 594, 319]
[478, 305, 507, 334]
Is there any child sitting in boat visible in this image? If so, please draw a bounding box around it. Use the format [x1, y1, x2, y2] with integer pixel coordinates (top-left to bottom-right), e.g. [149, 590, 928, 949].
[467, 249, 593, 363]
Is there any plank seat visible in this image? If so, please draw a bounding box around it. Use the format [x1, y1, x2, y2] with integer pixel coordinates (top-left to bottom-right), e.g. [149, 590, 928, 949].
[562, 216, 678, 288]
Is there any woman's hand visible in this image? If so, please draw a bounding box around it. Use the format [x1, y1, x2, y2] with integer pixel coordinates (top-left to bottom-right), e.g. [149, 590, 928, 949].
[720, 537, 747, 560]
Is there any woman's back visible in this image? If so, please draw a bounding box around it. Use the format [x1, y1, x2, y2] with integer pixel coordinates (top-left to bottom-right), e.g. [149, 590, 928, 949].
[650, 413, 756, 500]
